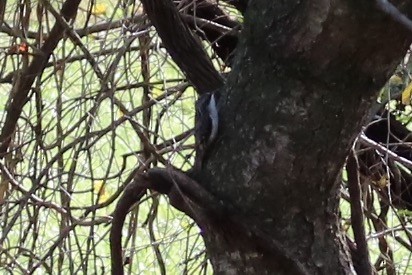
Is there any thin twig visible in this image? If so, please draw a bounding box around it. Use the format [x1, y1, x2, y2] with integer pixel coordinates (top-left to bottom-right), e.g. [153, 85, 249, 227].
[359, 133, 412, 169]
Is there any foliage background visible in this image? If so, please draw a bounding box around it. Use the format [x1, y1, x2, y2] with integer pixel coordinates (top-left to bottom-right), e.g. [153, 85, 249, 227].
[0, 0, 210, 273]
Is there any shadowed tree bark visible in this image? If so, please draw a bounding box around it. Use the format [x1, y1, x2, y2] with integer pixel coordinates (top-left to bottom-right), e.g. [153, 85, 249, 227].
[111, 0, 412, 274]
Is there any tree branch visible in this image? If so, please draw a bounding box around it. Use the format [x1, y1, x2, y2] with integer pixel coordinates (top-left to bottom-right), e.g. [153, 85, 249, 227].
[182, 0, 241, 65]
[359, 133, 412, 169]
[376, 0, 412, 32]
[110, 167, 222, 275]
[110, 166, 311, 275]
[140, 0, 224, 94]
[109, 178, 146, 275]
[346, 150, 374, 275]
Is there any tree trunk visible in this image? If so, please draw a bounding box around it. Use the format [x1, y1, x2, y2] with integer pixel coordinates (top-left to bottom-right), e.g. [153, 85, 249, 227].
[196, 1, 412, 274]
[120, 0, 412, 274]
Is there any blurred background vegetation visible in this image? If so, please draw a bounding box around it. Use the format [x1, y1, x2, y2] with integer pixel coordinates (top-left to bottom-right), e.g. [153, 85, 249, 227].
[0, 0, 210, 274]
[1, 0, 412, 274]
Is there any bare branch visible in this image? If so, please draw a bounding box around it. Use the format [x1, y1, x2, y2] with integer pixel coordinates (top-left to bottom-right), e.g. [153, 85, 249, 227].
[346, 150, 374, 275]
[110, 167, 221, 275]
[376, 0, 412, 32]
[359, 133, 412, 169]
[141, 0, 224, 94]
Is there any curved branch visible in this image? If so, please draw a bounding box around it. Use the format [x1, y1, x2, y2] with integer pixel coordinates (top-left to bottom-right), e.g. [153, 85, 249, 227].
[147, 167, 224, 217]
[141, 0, 224, 94]
[110, 166, 311, 275]
[110, 167, 222, 275]
[110, 178, 146, 275]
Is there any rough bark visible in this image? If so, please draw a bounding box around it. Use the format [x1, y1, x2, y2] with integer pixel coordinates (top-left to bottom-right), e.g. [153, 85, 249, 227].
[197, 1, 412, 274]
